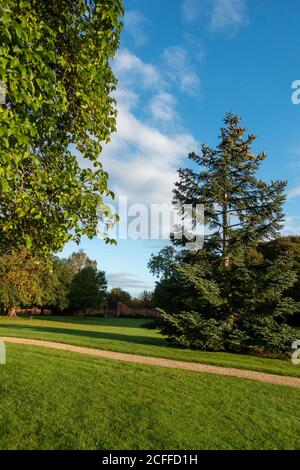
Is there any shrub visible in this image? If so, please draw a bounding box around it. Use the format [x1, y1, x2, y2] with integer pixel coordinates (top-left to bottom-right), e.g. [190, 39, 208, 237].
[224, 327, 250, 353]
[158, 310, 299, 356]
[248, 320, 299, 355]
[160, 311, 225, 351]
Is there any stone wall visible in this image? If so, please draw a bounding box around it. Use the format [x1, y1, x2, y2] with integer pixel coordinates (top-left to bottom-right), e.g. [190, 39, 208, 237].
[15, 308, 52, 315]
[115, 302, 160, 318]
[11, 305, 160, 319]
[71, 303, 160, 318]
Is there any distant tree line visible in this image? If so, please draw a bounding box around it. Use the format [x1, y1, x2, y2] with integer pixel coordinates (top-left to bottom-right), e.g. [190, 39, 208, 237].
[0, 249, 154, 317]
[0, 250, 107, 316]
[106, 288, 154, 310]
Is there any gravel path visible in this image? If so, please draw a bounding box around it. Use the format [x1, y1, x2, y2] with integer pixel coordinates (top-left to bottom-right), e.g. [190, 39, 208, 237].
[2, 336, 300, 388]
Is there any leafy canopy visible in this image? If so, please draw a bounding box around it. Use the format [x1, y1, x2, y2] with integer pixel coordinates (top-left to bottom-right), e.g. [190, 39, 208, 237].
[0, 249, 104, 313]
[107, 287, 132, 308]
[0, 0, 124, 255]
[0, 250, 43, 311]
[69, 266, 107, 310]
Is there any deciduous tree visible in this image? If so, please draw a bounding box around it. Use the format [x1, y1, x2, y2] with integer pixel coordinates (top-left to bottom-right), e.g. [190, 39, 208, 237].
[68, 266, 107, 313]
[66, 249, 96, 274]
[0, 0, 123, 255]
[107, 288, 131, 308]
[0, 250, 43, 316]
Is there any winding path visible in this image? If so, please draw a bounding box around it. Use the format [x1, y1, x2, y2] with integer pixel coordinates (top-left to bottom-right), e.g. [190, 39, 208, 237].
[2, 336, 300, 389]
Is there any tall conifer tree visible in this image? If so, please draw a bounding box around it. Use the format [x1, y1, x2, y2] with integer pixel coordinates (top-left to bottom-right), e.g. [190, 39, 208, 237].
[150, 113, 299, 354]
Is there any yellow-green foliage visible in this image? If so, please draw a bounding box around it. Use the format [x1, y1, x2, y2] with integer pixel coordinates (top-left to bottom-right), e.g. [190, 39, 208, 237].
[0, 0, 123, 255]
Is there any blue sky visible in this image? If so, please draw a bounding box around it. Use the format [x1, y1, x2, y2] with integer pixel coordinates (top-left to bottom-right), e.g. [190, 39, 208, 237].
[61, 0, 300, 294]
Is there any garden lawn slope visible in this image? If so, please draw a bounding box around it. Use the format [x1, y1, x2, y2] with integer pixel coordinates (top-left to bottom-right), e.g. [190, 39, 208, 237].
[0, 316, 299, 377]
[0, 343, 299, 450]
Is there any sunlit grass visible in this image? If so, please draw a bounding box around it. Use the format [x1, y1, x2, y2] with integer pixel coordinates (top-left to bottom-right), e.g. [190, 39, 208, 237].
[0, 343, 299, 450]
[0, 316, 299, 377]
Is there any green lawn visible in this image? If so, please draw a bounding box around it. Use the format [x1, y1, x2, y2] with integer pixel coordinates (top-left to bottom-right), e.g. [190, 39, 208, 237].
[0, 315, 299, 377]
[0, 343, 299, 450]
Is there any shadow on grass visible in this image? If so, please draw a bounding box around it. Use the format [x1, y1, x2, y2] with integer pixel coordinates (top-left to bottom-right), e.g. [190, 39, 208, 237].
[0, 323, 168, 348]
[17, 315, 146, 329]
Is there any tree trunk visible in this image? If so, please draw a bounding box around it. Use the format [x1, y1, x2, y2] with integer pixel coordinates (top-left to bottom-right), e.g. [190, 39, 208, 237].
[222, 191, 234, 324]
[7, 306, 17, 317]
[222, 192, 230, 270]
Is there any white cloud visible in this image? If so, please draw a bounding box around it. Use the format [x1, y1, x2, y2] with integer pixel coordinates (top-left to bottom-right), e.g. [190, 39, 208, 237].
[114, 88, 139, 110]
[182, 0, 202, 22]
[287, 186, 300, 199]
[149, 92, 178, 123]
[210, 0, 248, 33]
[163, 46, 200, 95]
[125, 10, 148, 47]
[107, 272, 151, 289]
[184, 33, 206, 62]
[283, 215, 300, 235]
[181, 0, 248, 35]
[104, 98, 195, 205]
[113, 47, 200, 99]
[105, 50, 197, 211]
[113, 49, 161, 90]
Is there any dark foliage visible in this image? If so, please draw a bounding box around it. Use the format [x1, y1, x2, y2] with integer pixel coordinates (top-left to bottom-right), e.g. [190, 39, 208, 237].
[149, 114, 300, 356]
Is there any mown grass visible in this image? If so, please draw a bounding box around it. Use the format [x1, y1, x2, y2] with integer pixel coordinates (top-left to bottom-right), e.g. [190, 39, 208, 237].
[0, 315, 299, 377]
[0, 343, 299, 450]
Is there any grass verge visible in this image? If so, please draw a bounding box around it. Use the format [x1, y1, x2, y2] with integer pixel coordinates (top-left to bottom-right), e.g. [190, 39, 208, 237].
[0, 343, 299, 450]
